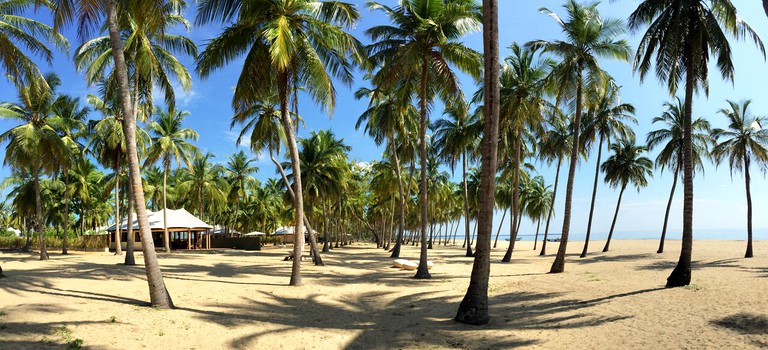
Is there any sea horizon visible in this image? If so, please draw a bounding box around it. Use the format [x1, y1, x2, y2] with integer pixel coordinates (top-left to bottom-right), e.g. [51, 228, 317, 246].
[490, 228, 768, 241]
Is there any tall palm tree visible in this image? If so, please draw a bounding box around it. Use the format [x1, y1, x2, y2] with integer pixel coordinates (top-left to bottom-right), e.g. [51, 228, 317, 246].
[177, 152, 228, 223]
[355, 85, 418, 258]
[629, 0, 764, 287]
[523, 175, 552, 251]
[646, 97, 711, 253]
[537, 111, 571, 255]
[711, 100, 768, 258]
[0, 73, 70, 260]
[600, 139, 653, 252]
[197, 0, 366, 286]
[368, 0, 482, 278]
[226, 150, 258, 233]
[49, 0, 177, 308]
[456, 0, 500, 326]
[51, 95, 88, 255]
[579, 79, 636, 258]
[497, 43, 552, 262]
[528, 0, 630, 273]
[433, 103, 481, 257]
[0, 0, 67, 82]
[144, 106, 198, 252]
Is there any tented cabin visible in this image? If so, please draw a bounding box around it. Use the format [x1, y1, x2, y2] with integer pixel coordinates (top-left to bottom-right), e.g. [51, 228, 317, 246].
[106, 208, 213, 251]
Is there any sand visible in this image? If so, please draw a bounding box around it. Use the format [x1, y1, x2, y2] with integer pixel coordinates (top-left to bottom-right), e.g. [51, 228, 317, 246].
[0, 239, 766, 349]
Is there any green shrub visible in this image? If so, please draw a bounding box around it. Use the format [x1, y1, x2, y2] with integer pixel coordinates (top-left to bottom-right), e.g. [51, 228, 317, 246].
[0, 235, 108, 250]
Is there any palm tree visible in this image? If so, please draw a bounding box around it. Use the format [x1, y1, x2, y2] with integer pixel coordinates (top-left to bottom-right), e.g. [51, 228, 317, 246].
[51, 95, 88, 255]
[523, 175, 552, 251]
[528, 0, 630, 273]
[456, 0, 500, 326]
[537, 111, 571, 255]
[646, 98, 711, 253]
[144, 106, 198, 252]
[433, 103, 481, 257]
[197, 0, 366, 286]
[49, 0, 177, 309]
[579, 79, 636, 258]
[368, 0, 482, 278]
[225, 151, 258, 233]
[355, 85, 418, 258]
[629, 0, 764, 287]
[177, 152, 228, 224]
[711, 100, 768, 258]
[0, 73, 70, 260]
[0, 0, 67, 82]
[600, 139, 653, 252]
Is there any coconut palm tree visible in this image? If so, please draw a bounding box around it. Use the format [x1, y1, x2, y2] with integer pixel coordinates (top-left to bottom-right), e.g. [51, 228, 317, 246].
[197, 0, 366, 286]
[0, 73, 70, 260]
[225, 150, 258, 233]
[711, 100, 768, 258]
[629, 0, 764, 287]
[646, 97, 711, 253]
[49, 0, 177, 308]
[367, 0, 482, 279]
[600, 139, 653, 252]
[579, 79, 636, 258]
[537, 111, 571, 255]
[523, 175, 552, 251]
[177, 152, 228, 223]
[0, 0, 67, 82]
[355, 85, 418, 258]
[528, 0, 630, 273]
[144, 106, 198, 252]
[456, 0, 501, 326]
[433, 103, 481, 257]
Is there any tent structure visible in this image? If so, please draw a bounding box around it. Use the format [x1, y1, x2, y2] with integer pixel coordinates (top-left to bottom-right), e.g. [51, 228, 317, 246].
[242, 231, 267, 236]
[106, 208, 213, 250]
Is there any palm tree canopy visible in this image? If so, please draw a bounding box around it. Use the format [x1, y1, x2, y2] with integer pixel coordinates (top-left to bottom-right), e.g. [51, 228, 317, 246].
[646, 96, 712, 174]
[285, 129, 351, 202]
[711, 99, 768, 177]
[144, 106, 198, 169]
[601, 138, 654, 191]
[432, 102, 482, 172]
[580, 78, 637, 148]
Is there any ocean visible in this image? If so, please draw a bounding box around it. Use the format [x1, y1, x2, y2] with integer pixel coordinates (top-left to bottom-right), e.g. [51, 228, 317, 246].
[493, 228, 768, 242]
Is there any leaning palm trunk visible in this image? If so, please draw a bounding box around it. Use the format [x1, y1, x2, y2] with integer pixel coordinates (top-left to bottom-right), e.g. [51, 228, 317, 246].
[62, 167, 70, 255]
[551, 61, 585, 274]
[34, 165, 48, 260]
[666, 51, 694, 288]
[744, 157, 754, 258]
[658, 162, 680, 254]
[493, 207, 507, 248]
[270, 149, 323, 265]
[390, 139, 406, 258]
[106, 0, 173, 308]
[279, 72, 306, 286]
[502, 136, 521, 262]
[581, 135, 604, 258]
[455, 0, 500, 325]
[541, 157, 562, 256]
[125, 178, 136, 265]
[462, 151, 473, 257]
[533, 218, 541, 250]
[162, 160, 170, 252]
[602, 183, 626, 252]
[414, 58, 431, 279]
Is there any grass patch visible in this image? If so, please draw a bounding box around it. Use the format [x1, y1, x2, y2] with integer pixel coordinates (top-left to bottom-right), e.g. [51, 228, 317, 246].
[67, 339, 84, 350]
[108, 316, 117, 323]
[683, 284, 703, 291]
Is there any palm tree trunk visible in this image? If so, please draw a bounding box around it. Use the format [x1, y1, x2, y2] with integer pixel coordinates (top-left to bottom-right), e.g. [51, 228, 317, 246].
[541, 157, 562, 256]
[125, 178, 136, 265]
[666, 47, 694, 288]
[462, 151, 473, 256]
[414, 56, 431, 279]
[658, 162, 679, 254]
[502, 135, 521, 262]
[34, 165, 48, 260]
[62, 167, 69, 255]
[744, 156, 753, 258]
[533, 218, 541, 250]
[114, 155, 123, 255]
[455, 0, 499, 325]
[493, 207, 507, 248]
[603, 184, 626, 252]
[453, 219, 459, 245]
[551, 61, 584, 274]
[162, 160, 170, 252]
[390, 138, 406, 258]
[581, 135, 604, 258]
[271, 149, 322, 264]
[279, 71, 306, 286]
[106, 0, 173, 308]
[387, 198, 395, 250]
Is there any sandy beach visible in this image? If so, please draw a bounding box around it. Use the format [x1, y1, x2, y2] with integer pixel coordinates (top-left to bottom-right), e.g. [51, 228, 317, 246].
[0, 239, 766, 349]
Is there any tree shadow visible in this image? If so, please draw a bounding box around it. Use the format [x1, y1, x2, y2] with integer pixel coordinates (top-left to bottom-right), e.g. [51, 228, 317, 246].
[712, 313, 768, 335]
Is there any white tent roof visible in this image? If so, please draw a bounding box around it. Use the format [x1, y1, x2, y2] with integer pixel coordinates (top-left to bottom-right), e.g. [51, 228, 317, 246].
[272, 226, 317, 235]
[243, 231, 267, 236]
[106, 208, 212, 232]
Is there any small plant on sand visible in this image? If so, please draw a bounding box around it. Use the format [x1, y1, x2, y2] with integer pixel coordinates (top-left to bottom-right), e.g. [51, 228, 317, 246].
[684, 284, 703, 291]
[182, 322, 190, 330]
[0, 311, 6, 317]
[40, 336, 55, 345]
[158, 330, 165, 337]
[108, 316, 117, 323]
[67, 339, 84, 350]
[54, 325, 73, 341]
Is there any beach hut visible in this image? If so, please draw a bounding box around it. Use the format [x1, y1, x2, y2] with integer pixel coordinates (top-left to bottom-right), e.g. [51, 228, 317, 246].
[106, 208, 213, 250]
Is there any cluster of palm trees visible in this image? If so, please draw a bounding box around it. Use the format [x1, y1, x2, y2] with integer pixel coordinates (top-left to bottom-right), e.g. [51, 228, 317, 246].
[0, 0, 765, 322]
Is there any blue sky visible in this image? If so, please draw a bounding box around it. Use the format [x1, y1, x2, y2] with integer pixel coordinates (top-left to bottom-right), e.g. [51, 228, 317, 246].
[1, 1, 768, 240]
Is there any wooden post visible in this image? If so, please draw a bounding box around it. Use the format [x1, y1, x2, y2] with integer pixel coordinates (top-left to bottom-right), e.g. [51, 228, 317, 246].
[187, 230, 191, 250]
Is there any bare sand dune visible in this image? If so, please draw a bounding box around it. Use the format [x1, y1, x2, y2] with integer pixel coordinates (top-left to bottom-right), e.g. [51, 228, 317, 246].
[0, 239, 766, 349]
